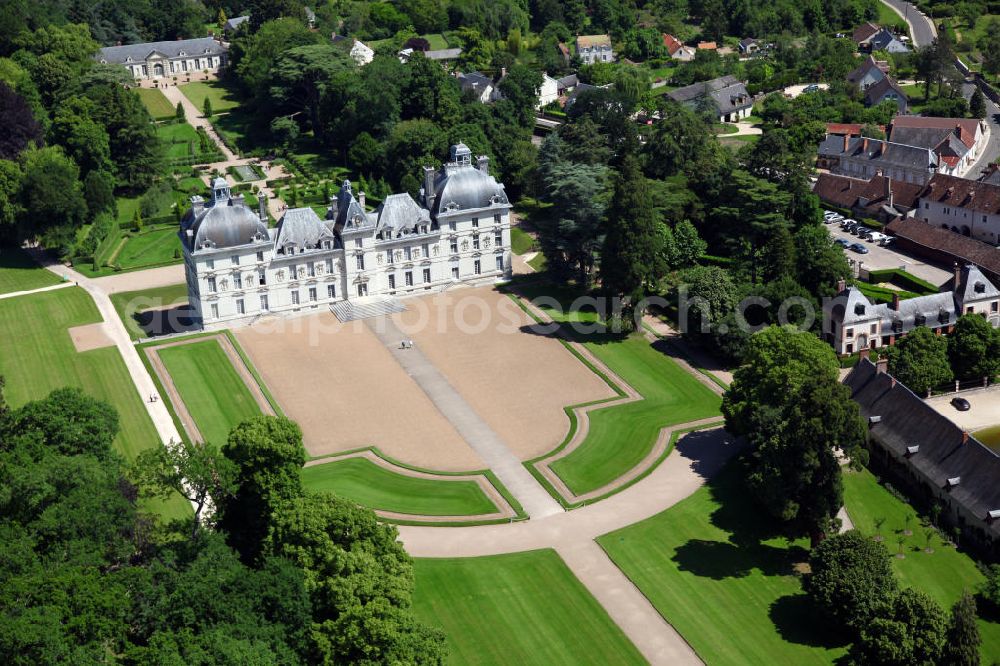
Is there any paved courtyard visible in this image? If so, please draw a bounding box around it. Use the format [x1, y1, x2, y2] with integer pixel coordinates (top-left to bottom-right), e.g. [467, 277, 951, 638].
[827, 223, 952, 287]
[926, 385, 1000, 432]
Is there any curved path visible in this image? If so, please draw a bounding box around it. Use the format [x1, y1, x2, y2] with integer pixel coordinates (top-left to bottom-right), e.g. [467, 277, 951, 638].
[400, 427, 739, 666]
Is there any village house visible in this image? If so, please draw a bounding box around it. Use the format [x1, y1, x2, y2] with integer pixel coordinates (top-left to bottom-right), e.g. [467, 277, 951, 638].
[575, 34, 614, 64]
[824, 264, 1000, 355]
[864, 77, 909, 112]
[457, 71, 501, 103]
[223, 15, 249, 36]
[888, 116, 987, 178]
[666, 75, 753, 122]
[846, 54, 889, 90]
[813, 172, 922, 222]
[868, 27, 910, 53]
[913, 173, 1000, 244]
[738, 38, 759, 56]
[182, 144, 512, 328]
[817, 134, 938, 184]
[852, 22, 882, 49]
[846, 357, 1000, 557]
[97, 37, 227, 80]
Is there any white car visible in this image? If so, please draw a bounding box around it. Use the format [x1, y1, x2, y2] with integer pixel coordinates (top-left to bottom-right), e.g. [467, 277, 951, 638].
[866, 232, 888, 243]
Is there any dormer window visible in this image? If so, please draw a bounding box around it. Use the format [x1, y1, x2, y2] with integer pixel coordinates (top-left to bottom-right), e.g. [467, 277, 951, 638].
[938, 309, 950, 324]
[179, 51, 186, 56]
[854, 303, 866, 315]
[947, 477, 961, 488]
[975, 281, 986, 293]
[126, 56, 132, 63]
[914, 313, 926, 326]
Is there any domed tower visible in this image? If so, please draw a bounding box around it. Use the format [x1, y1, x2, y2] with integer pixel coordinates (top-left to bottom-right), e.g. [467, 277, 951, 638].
[180, 178, 272, 328]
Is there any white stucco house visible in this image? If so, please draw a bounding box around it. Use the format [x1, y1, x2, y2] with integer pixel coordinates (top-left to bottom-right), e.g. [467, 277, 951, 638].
[182, 144, 513, 328]
[914, 174, 1000, 245]
[97, 37, 227, 80]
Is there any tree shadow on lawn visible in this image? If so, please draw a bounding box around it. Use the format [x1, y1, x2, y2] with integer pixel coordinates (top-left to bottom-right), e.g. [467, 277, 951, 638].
[769, 593, 849, 650]
[672, 464, 809, 581]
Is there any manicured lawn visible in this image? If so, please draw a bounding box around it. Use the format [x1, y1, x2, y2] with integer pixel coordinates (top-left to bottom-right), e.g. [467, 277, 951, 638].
[179, 80, 239, 113]
[510, 226, 536, 255]
[110, 283, 189, 341]
[157, 122, 212, 159]
[0, 248, 61, 295]
[421, 33, 450, 50]
[875, 2, 908, 33]
[599, 463, 848, 664]
[0, 288, 190, 520]
[413, 550, 645, 665]
[136, 87, 176, 120]
[519, 286, 721, 496]
[843, 468, 1000, 661]
[156, 338, 263, 446]
[115, 226, 183, 270]
[302, 457, 499, 516]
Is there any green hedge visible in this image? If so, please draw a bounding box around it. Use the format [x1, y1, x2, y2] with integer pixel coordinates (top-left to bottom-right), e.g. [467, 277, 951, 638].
[866, 268, 938, 295]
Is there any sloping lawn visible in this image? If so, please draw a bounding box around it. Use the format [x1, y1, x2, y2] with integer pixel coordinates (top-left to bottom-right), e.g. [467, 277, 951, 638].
[110, 283, 189, 341]
[136, 87, 176, 120]
[179, 80, 239, 113]
[413, 550, 645, 665]
[302, 457, 498, 516]
[517, 285, 721, 496]
[115, 226, 183, 270]
[510, 226, 536, 255]
[598, 463, 848, 664]
[0, 248, 61, 295]
[843, 468, 1000, 661]
[0, 288, 190, 520]
[156, 338, 263, 446]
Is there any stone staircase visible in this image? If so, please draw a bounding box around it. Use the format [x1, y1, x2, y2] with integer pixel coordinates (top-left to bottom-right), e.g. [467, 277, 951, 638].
[330, 296, 406, 322]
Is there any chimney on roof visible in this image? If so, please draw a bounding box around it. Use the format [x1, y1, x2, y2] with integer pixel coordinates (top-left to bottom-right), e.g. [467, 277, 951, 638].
[836, 277, 846, 292]
[843, 133, 850, 152]
[886, 175, 893, 207]
[876, 357, 888, 374]
[954, 262, 962, 290]
[863, 137, 869, 152]
[423, 166, 436, 209]
[476, 155, 489, 173]
[891, 292, 900, 311]
[859, 348, 870, 361]
[963, 430, 970, 445]
[358, 191, 365, 209]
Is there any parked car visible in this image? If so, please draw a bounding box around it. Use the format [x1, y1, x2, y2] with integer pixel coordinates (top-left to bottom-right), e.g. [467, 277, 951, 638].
[835, 238, 851, 247]
[850, 242, 869, 254]
[841, 218, 858, 230]
[880, 236, 894, 247]
[825, 213, 844, 224]
[867, 232, 888, 243]
[854, 225, 871, 237]
[804, 84, 820, 93]
[951, 397, 971, 411]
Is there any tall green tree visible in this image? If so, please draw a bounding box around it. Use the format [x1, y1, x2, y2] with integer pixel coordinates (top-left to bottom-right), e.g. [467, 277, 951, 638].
[600, 155, 665, 303]
[948, 314, 1000, 381]
[970, 88, 987, 120]
[265, 494, 446, 663]
[851, 588, 947, 665]
[805, 530, 899, 631]
[943, 591, 981, 666]
[133, 440, 237, 538]
[218, 416, 307, 563]
[18, 145, 87, 247]
[886, 326, 952, 395]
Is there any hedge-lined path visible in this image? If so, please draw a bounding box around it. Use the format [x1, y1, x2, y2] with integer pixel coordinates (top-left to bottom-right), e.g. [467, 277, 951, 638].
[160, 84, 237, 162]
[304, 450, 520, 523]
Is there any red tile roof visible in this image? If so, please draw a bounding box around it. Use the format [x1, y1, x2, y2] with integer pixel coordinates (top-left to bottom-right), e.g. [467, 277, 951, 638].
[826, 123, 886, 136]
[919, 173, 1000, 215]
[890, 116, 981, 149]
[886, 217, 1000, 277]
[662, 33, 683, 55]
[814, 173, 923, 212]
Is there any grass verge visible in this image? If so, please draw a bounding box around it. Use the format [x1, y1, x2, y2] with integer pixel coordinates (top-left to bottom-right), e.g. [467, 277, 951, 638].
[413, 550, 646, 665]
